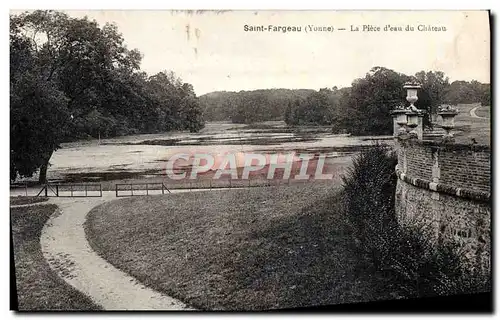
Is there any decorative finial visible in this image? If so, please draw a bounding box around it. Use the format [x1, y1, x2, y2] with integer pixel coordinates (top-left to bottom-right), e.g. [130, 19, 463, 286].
[394, 103, 407, 110]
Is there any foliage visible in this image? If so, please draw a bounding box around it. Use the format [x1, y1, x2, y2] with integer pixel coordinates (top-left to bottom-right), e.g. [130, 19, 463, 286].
[10, 10, 205, 183]
[414, 70, 450, 129]
[335, 67, 410, 135]
[286, 88, 337, 125]
[200, 89, 315, 123]
[341, 144, 398, 232]
[201, 66, 490, 136]
[443, 80, 491, 106]
[10, 26, 71, 182]
[341, 145, 491, 298]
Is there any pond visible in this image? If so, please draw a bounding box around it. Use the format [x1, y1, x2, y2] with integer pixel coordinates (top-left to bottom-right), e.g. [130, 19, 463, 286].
[18, 121, 393, 188]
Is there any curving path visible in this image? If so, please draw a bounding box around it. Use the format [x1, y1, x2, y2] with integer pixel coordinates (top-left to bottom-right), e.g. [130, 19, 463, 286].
[470, 105, 489, 119]
[39, 191, 198, 311]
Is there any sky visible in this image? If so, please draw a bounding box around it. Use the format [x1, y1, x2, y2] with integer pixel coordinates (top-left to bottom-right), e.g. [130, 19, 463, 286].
[12, 10, 491, 96]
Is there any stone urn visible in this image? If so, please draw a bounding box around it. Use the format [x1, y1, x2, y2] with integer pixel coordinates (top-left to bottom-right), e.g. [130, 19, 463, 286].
[403, 81, 423, 139]
[438, 105, 459, 140]
[403, 81, 420, 106]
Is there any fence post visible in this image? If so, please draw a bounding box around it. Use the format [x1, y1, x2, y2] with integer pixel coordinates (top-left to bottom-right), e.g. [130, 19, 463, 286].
[146, 184, 149, 195]
[56, 185, 59, 197]
[70, 185, 73, 197]
[99, 184, 102, 197]
[161, 183, 164, 195]
[45, 185, 48, 197]
[115, 184, 118, 197]
[130, 183, 133, 196]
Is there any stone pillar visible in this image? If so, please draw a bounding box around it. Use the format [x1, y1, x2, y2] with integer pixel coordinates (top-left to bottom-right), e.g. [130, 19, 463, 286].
[417, 113, 424, 140]
[406, 111, 424, 139]
[431, 147, 440, 183]
[390, 108, 408, 138]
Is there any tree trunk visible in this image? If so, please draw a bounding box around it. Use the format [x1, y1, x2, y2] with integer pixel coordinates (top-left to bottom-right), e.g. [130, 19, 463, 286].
[38, 150, 53, 184]
[38, 160, 49, 184]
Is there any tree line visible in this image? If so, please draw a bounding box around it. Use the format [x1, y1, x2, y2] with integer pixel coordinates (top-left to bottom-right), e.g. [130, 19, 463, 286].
[200, 67, 491, 135]
[10, 10, 205, 183]
[200, 89, 315, 123]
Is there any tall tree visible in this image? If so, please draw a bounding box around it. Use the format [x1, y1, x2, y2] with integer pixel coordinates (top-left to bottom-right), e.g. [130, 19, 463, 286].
[342, 67, 408, 135]
[10, 12, 71, 183]
[10, 10, 205, 183]
[413, 70, 450, 126]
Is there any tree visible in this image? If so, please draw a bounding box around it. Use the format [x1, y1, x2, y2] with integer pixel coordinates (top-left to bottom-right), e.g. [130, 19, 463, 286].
[413, 70, 450, 127]
[146, 71, 205, 131]
[444, 80, 482, 105]
[10, 12, 70, 183]
[178, 83, 205, 132]
[284, 101, 293, 125]
[200, 89, 315, 123]
[10, 10, 205, 183]
[10, 71, 70, 183]
[340, 67, 407, 135]
[11, 11, 135, 182]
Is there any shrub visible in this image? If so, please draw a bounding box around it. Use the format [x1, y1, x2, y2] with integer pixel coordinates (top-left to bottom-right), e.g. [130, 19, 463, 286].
[341, 143, 397, 236]
[341, 143, 490, 299]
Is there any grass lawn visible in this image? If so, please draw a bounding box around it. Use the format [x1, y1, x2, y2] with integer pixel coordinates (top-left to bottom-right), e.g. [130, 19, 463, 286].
[85, 184, 396, 311]
[452, 103, 490, 145]
[474, 106, 491, 119]
[10, 196, 48, 206]
[11, 204, 101, 311]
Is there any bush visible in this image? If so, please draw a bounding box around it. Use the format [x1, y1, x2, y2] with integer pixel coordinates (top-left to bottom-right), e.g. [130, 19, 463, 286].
[341, 143, 397, 234]
[341, 144, 490, 299]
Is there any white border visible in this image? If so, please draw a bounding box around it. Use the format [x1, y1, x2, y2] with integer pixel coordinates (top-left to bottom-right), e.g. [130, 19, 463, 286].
[2, 1, 497, 319]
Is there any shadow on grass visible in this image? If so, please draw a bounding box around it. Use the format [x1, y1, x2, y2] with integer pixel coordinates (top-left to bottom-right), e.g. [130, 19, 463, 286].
[225, 193, 395, 310]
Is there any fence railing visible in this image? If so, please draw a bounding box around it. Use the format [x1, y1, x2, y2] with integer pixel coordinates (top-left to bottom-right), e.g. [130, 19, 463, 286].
[115, 183, 171, 197]
[11, 178, 333, 198]
[36, 184, 102, 197]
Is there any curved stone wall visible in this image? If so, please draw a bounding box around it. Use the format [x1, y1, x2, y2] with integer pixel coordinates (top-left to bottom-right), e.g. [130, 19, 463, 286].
[394, 138, 491, 272]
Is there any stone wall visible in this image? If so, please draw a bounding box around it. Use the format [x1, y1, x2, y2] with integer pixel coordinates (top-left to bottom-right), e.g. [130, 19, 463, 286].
[394, 138, 491, 273]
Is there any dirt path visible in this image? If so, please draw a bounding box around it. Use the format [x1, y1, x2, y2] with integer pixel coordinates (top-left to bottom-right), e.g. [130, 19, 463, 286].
[38, 191, 197, 310]
[470, 105, 488, 119]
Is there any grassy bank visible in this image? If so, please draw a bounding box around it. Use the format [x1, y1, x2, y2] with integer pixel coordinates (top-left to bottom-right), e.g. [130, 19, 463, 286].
[10, 196, 48, 206]
[11, 204, 101, 311]
[452, 103, 490, 145]
[474, 106, 491, 119]
[85, 184, 396, 310]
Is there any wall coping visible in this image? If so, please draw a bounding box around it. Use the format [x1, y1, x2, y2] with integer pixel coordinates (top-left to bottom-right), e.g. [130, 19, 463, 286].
[398, 138, 491, 152]
[395, 167, 490, 203]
